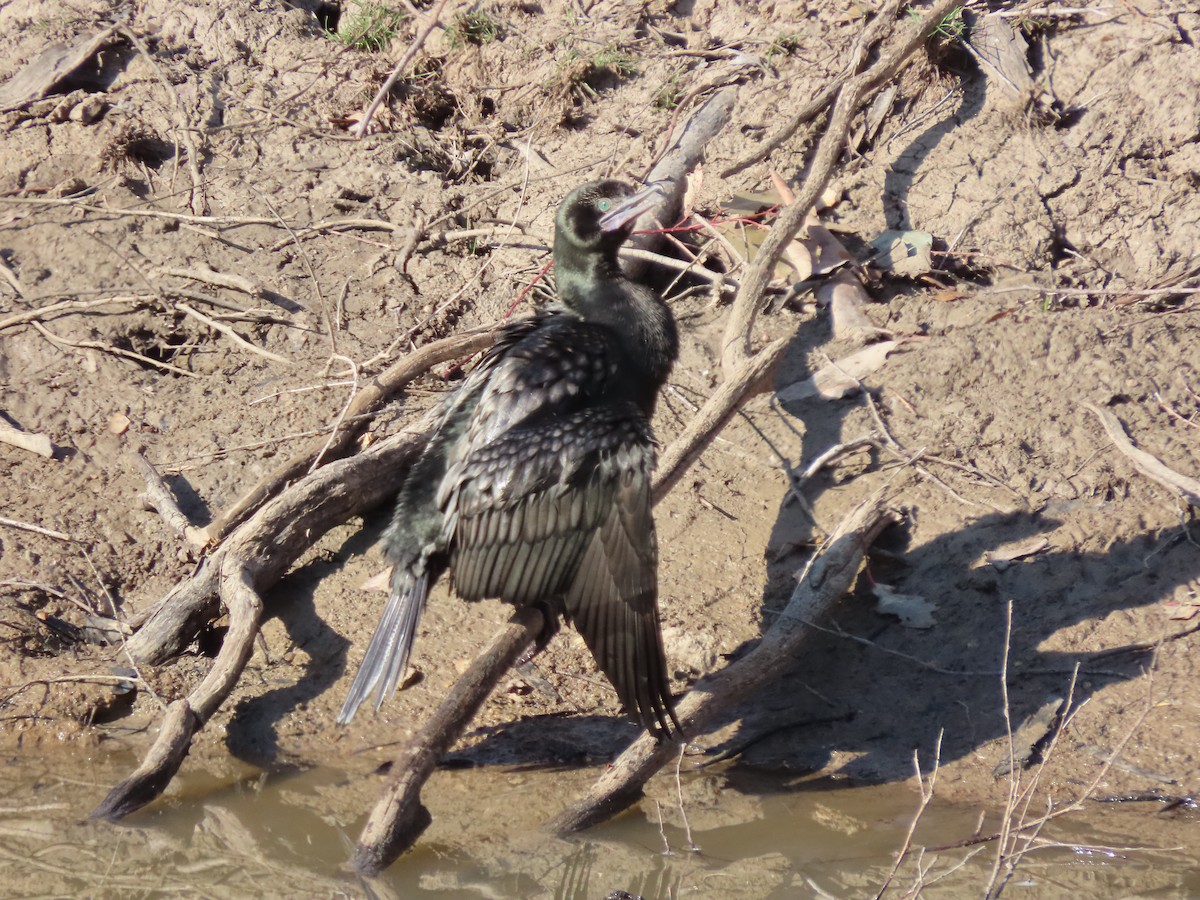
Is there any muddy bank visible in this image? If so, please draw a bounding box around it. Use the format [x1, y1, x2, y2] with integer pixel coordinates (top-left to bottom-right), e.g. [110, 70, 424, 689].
[2, 0, 1199, 887]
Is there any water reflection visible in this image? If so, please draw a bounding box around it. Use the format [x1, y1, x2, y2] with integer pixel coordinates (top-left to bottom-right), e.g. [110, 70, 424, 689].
[1, 753, 1197, 898]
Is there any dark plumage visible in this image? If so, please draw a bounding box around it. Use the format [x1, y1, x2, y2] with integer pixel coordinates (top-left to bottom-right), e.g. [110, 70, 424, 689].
[337, 180, 680, 736]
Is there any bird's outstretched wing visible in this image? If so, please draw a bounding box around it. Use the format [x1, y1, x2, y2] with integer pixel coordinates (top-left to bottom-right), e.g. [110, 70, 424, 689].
[562, 452, 679, 735]
[444, 402, 678, 735]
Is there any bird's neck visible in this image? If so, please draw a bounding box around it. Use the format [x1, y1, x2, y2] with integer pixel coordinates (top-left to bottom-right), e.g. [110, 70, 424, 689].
[555, 246, 678, 388]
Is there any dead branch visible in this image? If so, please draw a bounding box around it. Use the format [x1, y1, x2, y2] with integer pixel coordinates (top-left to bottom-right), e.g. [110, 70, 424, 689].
[0, 516, 75, 542]
[176, 302, 291, 365]
[0, 296, 149, 331]
[30, 321, 200, 378]
[353, 607, 544, 875]
[92, 558, 262, 821]
[90, 427, 430, 819]
[158, 266, 261, 298]
[202, 326, 499, 544]
[131, 452, 205, 548]
[634, 86, 737, 250]
[721, 0, 960, 376]
[0, 421, 54, 458]
[1084, 402, 1200, 507]
[548, 492, 902, 834]
[124, 428, 427, 666]
[653, 336, 790, 501]
[720, 0, 903, 178]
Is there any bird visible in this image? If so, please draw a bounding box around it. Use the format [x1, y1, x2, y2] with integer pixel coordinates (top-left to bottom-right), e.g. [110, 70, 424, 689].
[337, 179, 681, 736]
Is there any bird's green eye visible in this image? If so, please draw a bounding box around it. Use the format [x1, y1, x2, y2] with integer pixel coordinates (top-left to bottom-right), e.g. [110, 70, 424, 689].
[596, 199, 611, 212]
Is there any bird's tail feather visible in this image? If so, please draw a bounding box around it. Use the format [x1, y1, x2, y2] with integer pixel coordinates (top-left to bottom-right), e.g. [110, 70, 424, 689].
[336, 568, 430, 725]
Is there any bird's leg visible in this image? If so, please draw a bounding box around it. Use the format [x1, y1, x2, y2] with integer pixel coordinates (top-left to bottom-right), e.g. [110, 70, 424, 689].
[516, 599, 561, 662]
[512, 602, 563, 701]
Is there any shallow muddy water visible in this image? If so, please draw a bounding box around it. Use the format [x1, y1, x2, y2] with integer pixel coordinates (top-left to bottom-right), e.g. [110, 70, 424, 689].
[2, 751, 1197, 899]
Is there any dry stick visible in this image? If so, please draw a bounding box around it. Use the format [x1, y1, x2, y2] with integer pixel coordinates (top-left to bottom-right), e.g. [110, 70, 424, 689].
[176, 302, 291, 365]
[0, 516, 75, 542]
[352, 0, 452, 139]
[720, 0, 959, 376]
[119, 25, 206, 215]
[201, 326, 498, 545]
[0, 422, 54, 458]
[873, 730, 943, 900]
[92, 558, 262, 821]
[158, 266, 261, 298]
[652, 337, 790, 501]
[131, 452, 205, 548]
[549, 492, 901, 834]
[0, 296, 152, 331]
[91, 428, 429, 820]
[29, 320, 200, 378]
[1084, 402, 1200, 507]
[353, 607, 544, 875]
[720, 0, 904, 178]
[631, 86, 737, 256]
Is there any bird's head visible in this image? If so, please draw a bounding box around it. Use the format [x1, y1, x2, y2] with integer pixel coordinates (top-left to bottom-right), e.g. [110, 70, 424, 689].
[554, 180, 664, 257]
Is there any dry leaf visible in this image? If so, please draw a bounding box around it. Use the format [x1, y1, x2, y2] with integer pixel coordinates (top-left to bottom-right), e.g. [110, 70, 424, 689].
[984, 537, 1050, 570]
[874, 583, 937, 629]
[360, 568, 392, 592]
[869, 230, 934, 277]
[818, 271, 881, 342]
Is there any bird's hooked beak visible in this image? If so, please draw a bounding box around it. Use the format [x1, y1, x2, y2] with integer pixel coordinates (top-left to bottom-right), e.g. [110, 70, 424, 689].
[598, 181, 666, 234]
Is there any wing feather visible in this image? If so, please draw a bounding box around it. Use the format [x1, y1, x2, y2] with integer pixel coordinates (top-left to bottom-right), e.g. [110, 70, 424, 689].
[562, 453, 678, 735]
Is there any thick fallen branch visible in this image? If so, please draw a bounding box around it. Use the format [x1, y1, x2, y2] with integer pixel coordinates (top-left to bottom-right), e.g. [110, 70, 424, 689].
[353, 607, 545, 875]
[91, 428, 428, 818]
[127, 429, 426, 665]
[202, 326, 498, 545]
[92, 559, 263, 821]
[629, 86, 737, 261]
[721, 0, 960, 375]
[548, 492, 902, 833]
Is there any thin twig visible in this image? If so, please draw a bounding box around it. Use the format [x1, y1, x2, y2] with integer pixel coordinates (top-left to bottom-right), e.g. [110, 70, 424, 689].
[721, 0, 905, 177]
[30, 321, 200, 378]
[176, 302, 290, 365]
[352, 0, 453, 139]
[0, 517, 75, 542]
[874, 730, 943, 900]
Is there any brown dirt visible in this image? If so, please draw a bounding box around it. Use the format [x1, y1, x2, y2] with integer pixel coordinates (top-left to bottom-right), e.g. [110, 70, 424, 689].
[2, 0, 1199, 859]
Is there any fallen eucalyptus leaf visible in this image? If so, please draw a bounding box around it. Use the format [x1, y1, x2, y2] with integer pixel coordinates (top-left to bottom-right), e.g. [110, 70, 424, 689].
[869, 230, 934, 277]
